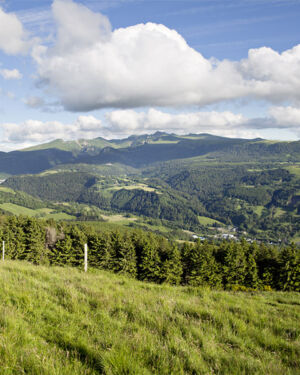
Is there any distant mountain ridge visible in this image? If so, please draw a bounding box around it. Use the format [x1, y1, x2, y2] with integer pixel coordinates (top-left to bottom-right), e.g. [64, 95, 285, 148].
[0, 132, 299, 175]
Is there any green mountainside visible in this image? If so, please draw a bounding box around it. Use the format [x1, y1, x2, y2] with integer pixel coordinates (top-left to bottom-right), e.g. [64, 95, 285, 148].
[0, 133, 299, 175]
[0, 133, 299, 243]
[0, 134, 298, 375]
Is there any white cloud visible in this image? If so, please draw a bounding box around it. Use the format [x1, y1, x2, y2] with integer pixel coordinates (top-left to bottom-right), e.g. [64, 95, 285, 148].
[105, 107, 300, 138]
[244, 106, 300, 136]
[0, 7, 32, 54]
[268, 106, 300, 128]
[105, 108, 256, 138]
[24, 96, 45, 108]
[0, 68, 22, 79]
[1, 105, 300, 151]
[0, 115, 104, 150]
[31, 0, 300, 112]
[239, 45, 300, 103]
[0, 110, 259, 151]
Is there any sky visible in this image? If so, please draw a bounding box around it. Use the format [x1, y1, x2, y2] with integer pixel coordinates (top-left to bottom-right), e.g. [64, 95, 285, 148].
[0, 0, 300, 151]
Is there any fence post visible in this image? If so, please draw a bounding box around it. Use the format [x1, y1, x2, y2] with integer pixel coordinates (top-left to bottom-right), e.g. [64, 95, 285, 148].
[84, 243, 88, 272]
[2, 241, 4, 261]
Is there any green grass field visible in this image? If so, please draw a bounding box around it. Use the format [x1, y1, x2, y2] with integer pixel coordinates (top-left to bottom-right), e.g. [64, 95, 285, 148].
[286, 164, 300, 177]
[0, 203, 39, 216]
[101, 214, 137, 224]
[0, 261, 299, 375]
[0, 203, 76, 220]
[198, 215, 223, 226]
[274, 207, 286, 218]
[0, 186, 15, 194]
[253, 205, 265, 216]
[106, 183, 157, 192]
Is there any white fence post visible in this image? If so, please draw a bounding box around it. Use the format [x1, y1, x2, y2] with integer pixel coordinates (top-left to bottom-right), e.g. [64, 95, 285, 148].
[84, 243, 88, 272]
[2, 241, 5, 261]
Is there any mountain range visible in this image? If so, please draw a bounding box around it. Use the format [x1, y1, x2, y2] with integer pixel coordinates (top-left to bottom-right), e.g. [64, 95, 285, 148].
[0, 132, 299, 244]
[0, 132, 299, 175]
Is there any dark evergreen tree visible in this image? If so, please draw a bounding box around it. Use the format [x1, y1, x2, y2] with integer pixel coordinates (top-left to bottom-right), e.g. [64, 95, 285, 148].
[223, 241, 247, 287]
[111, 232, 137, 277]
[50, 234, 73, 266]
[185, 241, 221, 287]
[243, 241, 259, 289]
[181, 242, 194, 284]
[160, 244, 182, 285]
[278, 243, 300, 291]
[256, 243, 279, 289]
[22, 217, 47, 264]
[67, 225, 87, 267]
[135, 233, 161, 282]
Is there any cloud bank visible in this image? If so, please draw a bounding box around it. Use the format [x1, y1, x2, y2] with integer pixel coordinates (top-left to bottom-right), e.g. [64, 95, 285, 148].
[1, 106, 299, 151]
[31, 0, 300, 112]
[0, 115, 103, 150]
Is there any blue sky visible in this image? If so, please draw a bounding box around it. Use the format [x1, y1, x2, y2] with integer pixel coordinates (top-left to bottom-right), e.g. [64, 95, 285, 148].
[0, 0, 299, 150]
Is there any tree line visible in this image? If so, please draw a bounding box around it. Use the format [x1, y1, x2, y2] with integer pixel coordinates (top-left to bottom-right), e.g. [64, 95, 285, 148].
[0, 215, 299, 291]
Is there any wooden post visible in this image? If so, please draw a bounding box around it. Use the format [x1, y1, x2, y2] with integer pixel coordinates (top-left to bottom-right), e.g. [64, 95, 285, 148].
[84, 243, 88, 272]
[2, 241, 4, 261]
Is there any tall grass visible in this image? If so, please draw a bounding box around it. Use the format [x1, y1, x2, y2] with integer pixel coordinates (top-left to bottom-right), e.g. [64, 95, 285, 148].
[0, 261, 299, 374]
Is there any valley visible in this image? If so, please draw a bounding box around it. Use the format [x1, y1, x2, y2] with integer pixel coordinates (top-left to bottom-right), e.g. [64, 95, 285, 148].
[0, 133, 298, 244]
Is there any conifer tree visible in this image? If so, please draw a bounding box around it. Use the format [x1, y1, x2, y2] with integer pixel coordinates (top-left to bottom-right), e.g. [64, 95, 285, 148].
[181, 242, 194, 284]
[2, 216, 26, 260]
[50, 234, 73, 266]
[160, 244, 182, 285]
[22, 217, 46, 264]
[87, 234, 103, 268]
[256, 243, 279, 288]
[186, 241, 221, 287]
[244, 241, 259, 289]
[278, 243, 300, 291]
[223, 241, 247, 287]
[98, 234, 114, 270]
[111, 232, 137, 277]
[67, 225, 87, 267]
[136, 233, 161, 282]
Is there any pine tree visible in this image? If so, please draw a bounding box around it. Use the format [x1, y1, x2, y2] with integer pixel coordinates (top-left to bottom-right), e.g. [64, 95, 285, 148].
[111, 232, 137, 277]
[278, 244, 300, 291]
[244, 241, 259, 289]
[22, 217, 46, 264]
[223, 241, 247, 287]
[256, 243, 279, 289]
[181, 242, 194, 284]
[186, 241, 221, 288]
[87, 234, 103, 268]
[2, 216, 26, 260]
[160, 244, 182, 285]
[67, 225, 87, 267]
[136, 233, 161, 282]
[50, 234, 73, 266]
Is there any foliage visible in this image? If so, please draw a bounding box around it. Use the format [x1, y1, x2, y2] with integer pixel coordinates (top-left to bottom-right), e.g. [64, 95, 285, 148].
[0, 214, 299, 291]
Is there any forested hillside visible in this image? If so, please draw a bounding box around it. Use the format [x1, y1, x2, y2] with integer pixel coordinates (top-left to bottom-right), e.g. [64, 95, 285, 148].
[0, 133, 299, 175]
[3, 162, 300, 242]
[0, 133, 298, 243]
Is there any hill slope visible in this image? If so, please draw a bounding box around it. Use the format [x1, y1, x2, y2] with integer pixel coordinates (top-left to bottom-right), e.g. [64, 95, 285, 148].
[0, 261, 299, 375]
[0, 133, 299, 175]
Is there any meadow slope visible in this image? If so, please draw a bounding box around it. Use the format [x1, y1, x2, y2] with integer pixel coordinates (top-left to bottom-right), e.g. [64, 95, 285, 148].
[0, 261, 299, 375]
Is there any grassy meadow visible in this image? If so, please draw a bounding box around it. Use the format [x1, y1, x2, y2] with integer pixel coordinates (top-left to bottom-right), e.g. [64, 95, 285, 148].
[0, 261, 299, 375]
[0, 202, 76, 220]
